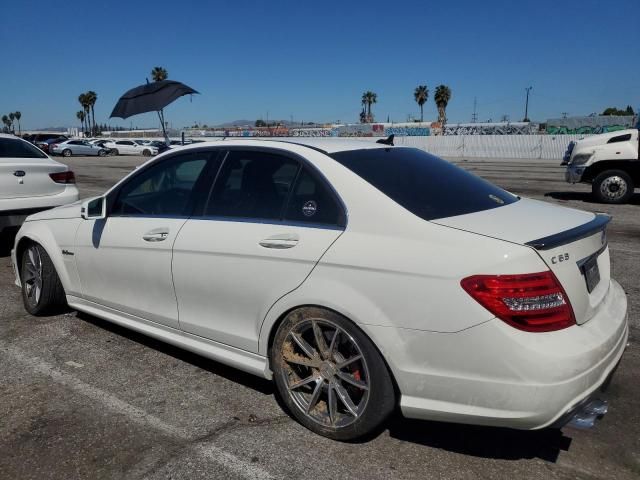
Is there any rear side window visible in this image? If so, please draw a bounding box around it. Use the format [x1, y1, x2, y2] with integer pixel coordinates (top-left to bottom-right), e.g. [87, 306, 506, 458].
[205, 151, 299, 220]
[0, 138, 47, 158]
[284, 167, 344, 226]
[330, 147, 518, 220]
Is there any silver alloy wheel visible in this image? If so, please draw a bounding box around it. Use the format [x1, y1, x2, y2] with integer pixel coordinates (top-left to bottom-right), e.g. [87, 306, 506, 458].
[23, 246, 43, 306]
[63, 149, 72, 157]
[280, 318, 370, 428]
[600, 175, 628, 201]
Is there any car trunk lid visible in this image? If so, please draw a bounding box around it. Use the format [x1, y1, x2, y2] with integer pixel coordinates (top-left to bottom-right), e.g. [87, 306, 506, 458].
[433, 198, 611, 325]
[0, 157, 68, 199]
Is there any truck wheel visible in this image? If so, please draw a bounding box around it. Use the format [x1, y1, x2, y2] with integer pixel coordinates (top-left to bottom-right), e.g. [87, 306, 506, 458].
[592, 170, 634, 204]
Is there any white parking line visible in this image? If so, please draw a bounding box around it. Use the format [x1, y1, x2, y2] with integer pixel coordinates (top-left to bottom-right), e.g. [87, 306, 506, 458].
[0, 344, 277, 480]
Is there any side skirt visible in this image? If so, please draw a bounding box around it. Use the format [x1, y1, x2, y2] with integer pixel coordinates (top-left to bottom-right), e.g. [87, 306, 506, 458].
[66, 295, 271, 379]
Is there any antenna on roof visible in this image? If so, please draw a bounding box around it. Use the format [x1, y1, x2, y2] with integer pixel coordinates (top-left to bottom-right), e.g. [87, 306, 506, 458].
[376, 134, 394, 146]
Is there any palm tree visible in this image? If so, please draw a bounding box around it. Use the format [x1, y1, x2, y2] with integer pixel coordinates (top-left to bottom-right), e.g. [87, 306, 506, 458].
[434, 85, 452, 128]
[361, 91, 377, 123]
[414, 85, 429, 122]
[78, 93, 91, 135]
[1, 115, 10, 133]
[13, 111, 21, 135]
[151, 66, 168, 82]
[8, 112, 15, 132]
[86, 91, 98, 135]
[76, 111, 86, 134]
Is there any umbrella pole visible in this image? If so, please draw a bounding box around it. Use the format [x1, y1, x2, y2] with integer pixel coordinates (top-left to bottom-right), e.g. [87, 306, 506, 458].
[157, 109, 169, 145]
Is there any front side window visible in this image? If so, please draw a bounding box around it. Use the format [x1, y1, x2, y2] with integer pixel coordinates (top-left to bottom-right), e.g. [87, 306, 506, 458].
[112, 153, 210, 216]
[331, 147, 518, 221]
[205, 151, 299, 220]
[0, 138, 47, 158]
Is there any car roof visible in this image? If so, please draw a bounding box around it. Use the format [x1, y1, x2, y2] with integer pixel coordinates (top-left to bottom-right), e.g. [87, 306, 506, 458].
[169, 137, 393, 154]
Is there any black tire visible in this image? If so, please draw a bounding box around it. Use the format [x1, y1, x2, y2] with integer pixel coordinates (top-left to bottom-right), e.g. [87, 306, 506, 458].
[110, 148, 119, 156]
[142, 149, 151, 157]
[21, 242, 67, 316]
[98, 149, 107, 157]
[271, 307, 395, 441]
[592, 169, 634, 204]
[62, 149, 72, 157]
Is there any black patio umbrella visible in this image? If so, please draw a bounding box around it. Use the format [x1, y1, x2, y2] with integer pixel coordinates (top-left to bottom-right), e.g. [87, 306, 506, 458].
[110, 80, 199, 140]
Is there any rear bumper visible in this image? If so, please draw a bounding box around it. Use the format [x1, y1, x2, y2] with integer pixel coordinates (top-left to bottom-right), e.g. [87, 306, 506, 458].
[362, 279, 628, 429]
[0, 187, 79, 232]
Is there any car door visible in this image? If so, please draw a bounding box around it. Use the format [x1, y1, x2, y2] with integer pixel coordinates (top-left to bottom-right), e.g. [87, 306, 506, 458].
[74, 150, 217, 328]
[172, 148, 346, 352]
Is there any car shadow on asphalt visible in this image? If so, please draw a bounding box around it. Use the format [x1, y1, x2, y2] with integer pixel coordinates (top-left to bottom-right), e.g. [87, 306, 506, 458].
[76, 311, 275, 396]
[386, 415, 572, 462]
[545, 191, 640, 205]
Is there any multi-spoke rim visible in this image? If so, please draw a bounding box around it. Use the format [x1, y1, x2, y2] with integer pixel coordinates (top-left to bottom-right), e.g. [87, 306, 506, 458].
[600, 176, 627, 200]
[279, 318, 370, 428]
[23, 246, 43, 306]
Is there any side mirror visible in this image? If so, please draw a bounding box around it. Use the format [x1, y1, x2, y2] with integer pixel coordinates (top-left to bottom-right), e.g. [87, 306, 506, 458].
[81, 196, 107, 220]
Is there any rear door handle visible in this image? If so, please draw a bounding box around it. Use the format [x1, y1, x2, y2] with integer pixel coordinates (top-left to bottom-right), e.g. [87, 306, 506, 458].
[143, 228, 170, 242]
[259, 233, 299, 249]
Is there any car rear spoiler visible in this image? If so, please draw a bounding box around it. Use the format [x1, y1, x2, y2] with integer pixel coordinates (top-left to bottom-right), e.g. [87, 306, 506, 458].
[525, 214, 611, 250]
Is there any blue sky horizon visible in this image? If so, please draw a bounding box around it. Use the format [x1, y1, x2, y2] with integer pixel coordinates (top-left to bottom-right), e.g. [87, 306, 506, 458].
[2, 0, 639, 130]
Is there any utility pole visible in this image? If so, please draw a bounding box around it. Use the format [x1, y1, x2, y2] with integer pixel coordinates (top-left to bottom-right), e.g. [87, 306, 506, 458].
[471, 97, 478, 123]
[524, 86, 533, 122]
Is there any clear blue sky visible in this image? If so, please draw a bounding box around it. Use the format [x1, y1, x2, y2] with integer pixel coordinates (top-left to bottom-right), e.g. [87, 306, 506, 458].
[2, 0, 639, 129]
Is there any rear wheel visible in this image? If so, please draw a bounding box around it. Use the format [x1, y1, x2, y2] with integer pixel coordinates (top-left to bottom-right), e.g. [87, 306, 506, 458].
[271, 307, 395, 441]
[592, 169, 634, 204]
[142, 149, 151, 157]
[62, 149, 72, 157]
[21, 243, 67, 316]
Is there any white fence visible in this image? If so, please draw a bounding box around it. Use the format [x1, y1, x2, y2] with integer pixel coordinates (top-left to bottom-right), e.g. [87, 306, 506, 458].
[392, 134, 589, 160]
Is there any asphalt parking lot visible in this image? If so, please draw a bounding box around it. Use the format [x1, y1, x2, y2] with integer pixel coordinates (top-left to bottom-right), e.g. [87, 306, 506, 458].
[1, 154, 638, 480]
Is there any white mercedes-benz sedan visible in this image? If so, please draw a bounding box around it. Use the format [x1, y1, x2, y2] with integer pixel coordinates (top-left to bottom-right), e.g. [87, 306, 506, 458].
[11, 138, 628, 440]
[1, 134, 79, 235]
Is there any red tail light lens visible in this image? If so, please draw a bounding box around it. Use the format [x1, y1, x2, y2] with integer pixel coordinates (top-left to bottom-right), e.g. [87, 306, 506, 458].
[49, 171, 76, 184]
[461, 271, 575, 332]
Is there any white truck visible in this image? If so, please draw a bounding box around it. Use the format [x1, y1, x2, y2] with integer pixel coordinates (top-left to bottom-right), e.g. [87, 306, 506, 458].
[563, 127, 639, 203]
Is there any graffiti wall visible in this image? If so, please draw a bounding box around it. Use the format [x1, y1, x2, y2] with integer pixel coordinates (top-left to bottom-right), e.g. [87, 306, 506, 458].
[546, 115, 637, 135]
[184, 122, 432, 138]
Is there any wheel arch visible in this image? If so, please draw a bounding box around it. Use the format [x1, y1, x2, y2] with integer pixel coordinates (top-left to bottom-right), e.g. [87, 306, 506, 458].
[14, 227, 74, 295]
[262, 303, 401, 400]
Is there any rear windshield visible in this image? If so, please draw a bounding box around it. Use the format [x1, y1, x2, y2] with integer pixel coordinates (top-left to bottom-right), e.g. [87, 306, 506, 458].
[330, 147, 518, 220]
[0, 138, 48, 159]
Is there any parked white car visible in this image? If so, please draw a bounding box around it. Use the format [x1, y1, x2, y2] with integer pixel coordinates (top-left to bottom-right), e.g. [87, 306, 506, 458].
[110, 139, 158, 156]
[0, 134, 79, 234]
[11, 139, 628, 440]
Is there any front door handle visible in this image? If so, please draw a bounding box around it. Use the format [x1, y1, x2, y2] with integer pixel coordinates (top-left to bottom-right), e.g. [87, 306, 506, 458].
[143, 228, 170, 242]
[259, 233, 299, 249]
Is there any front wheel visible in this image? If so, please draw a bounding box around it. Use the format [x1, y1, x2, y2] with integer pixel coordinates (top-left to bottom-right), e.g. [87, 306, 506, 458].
[21, 243, 67, 316]
[592, 169, 634, 204]
[98, 149, 107, 157]
[142, 149, 151, 157]
[271, 307, 395, 441]
[62, 149, 72, 157]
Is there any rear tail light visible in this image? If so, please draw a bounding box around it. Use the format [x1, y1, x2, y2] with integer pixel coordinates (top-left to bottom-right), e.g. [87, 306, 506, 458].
[461, 271, 575, 332]
[49, 171, 76, 184]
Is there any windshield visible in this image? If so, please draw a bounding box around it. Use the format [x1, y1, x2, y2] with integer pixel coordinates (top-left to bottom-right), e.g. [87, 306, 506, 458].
[330, 147, 518, 220]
